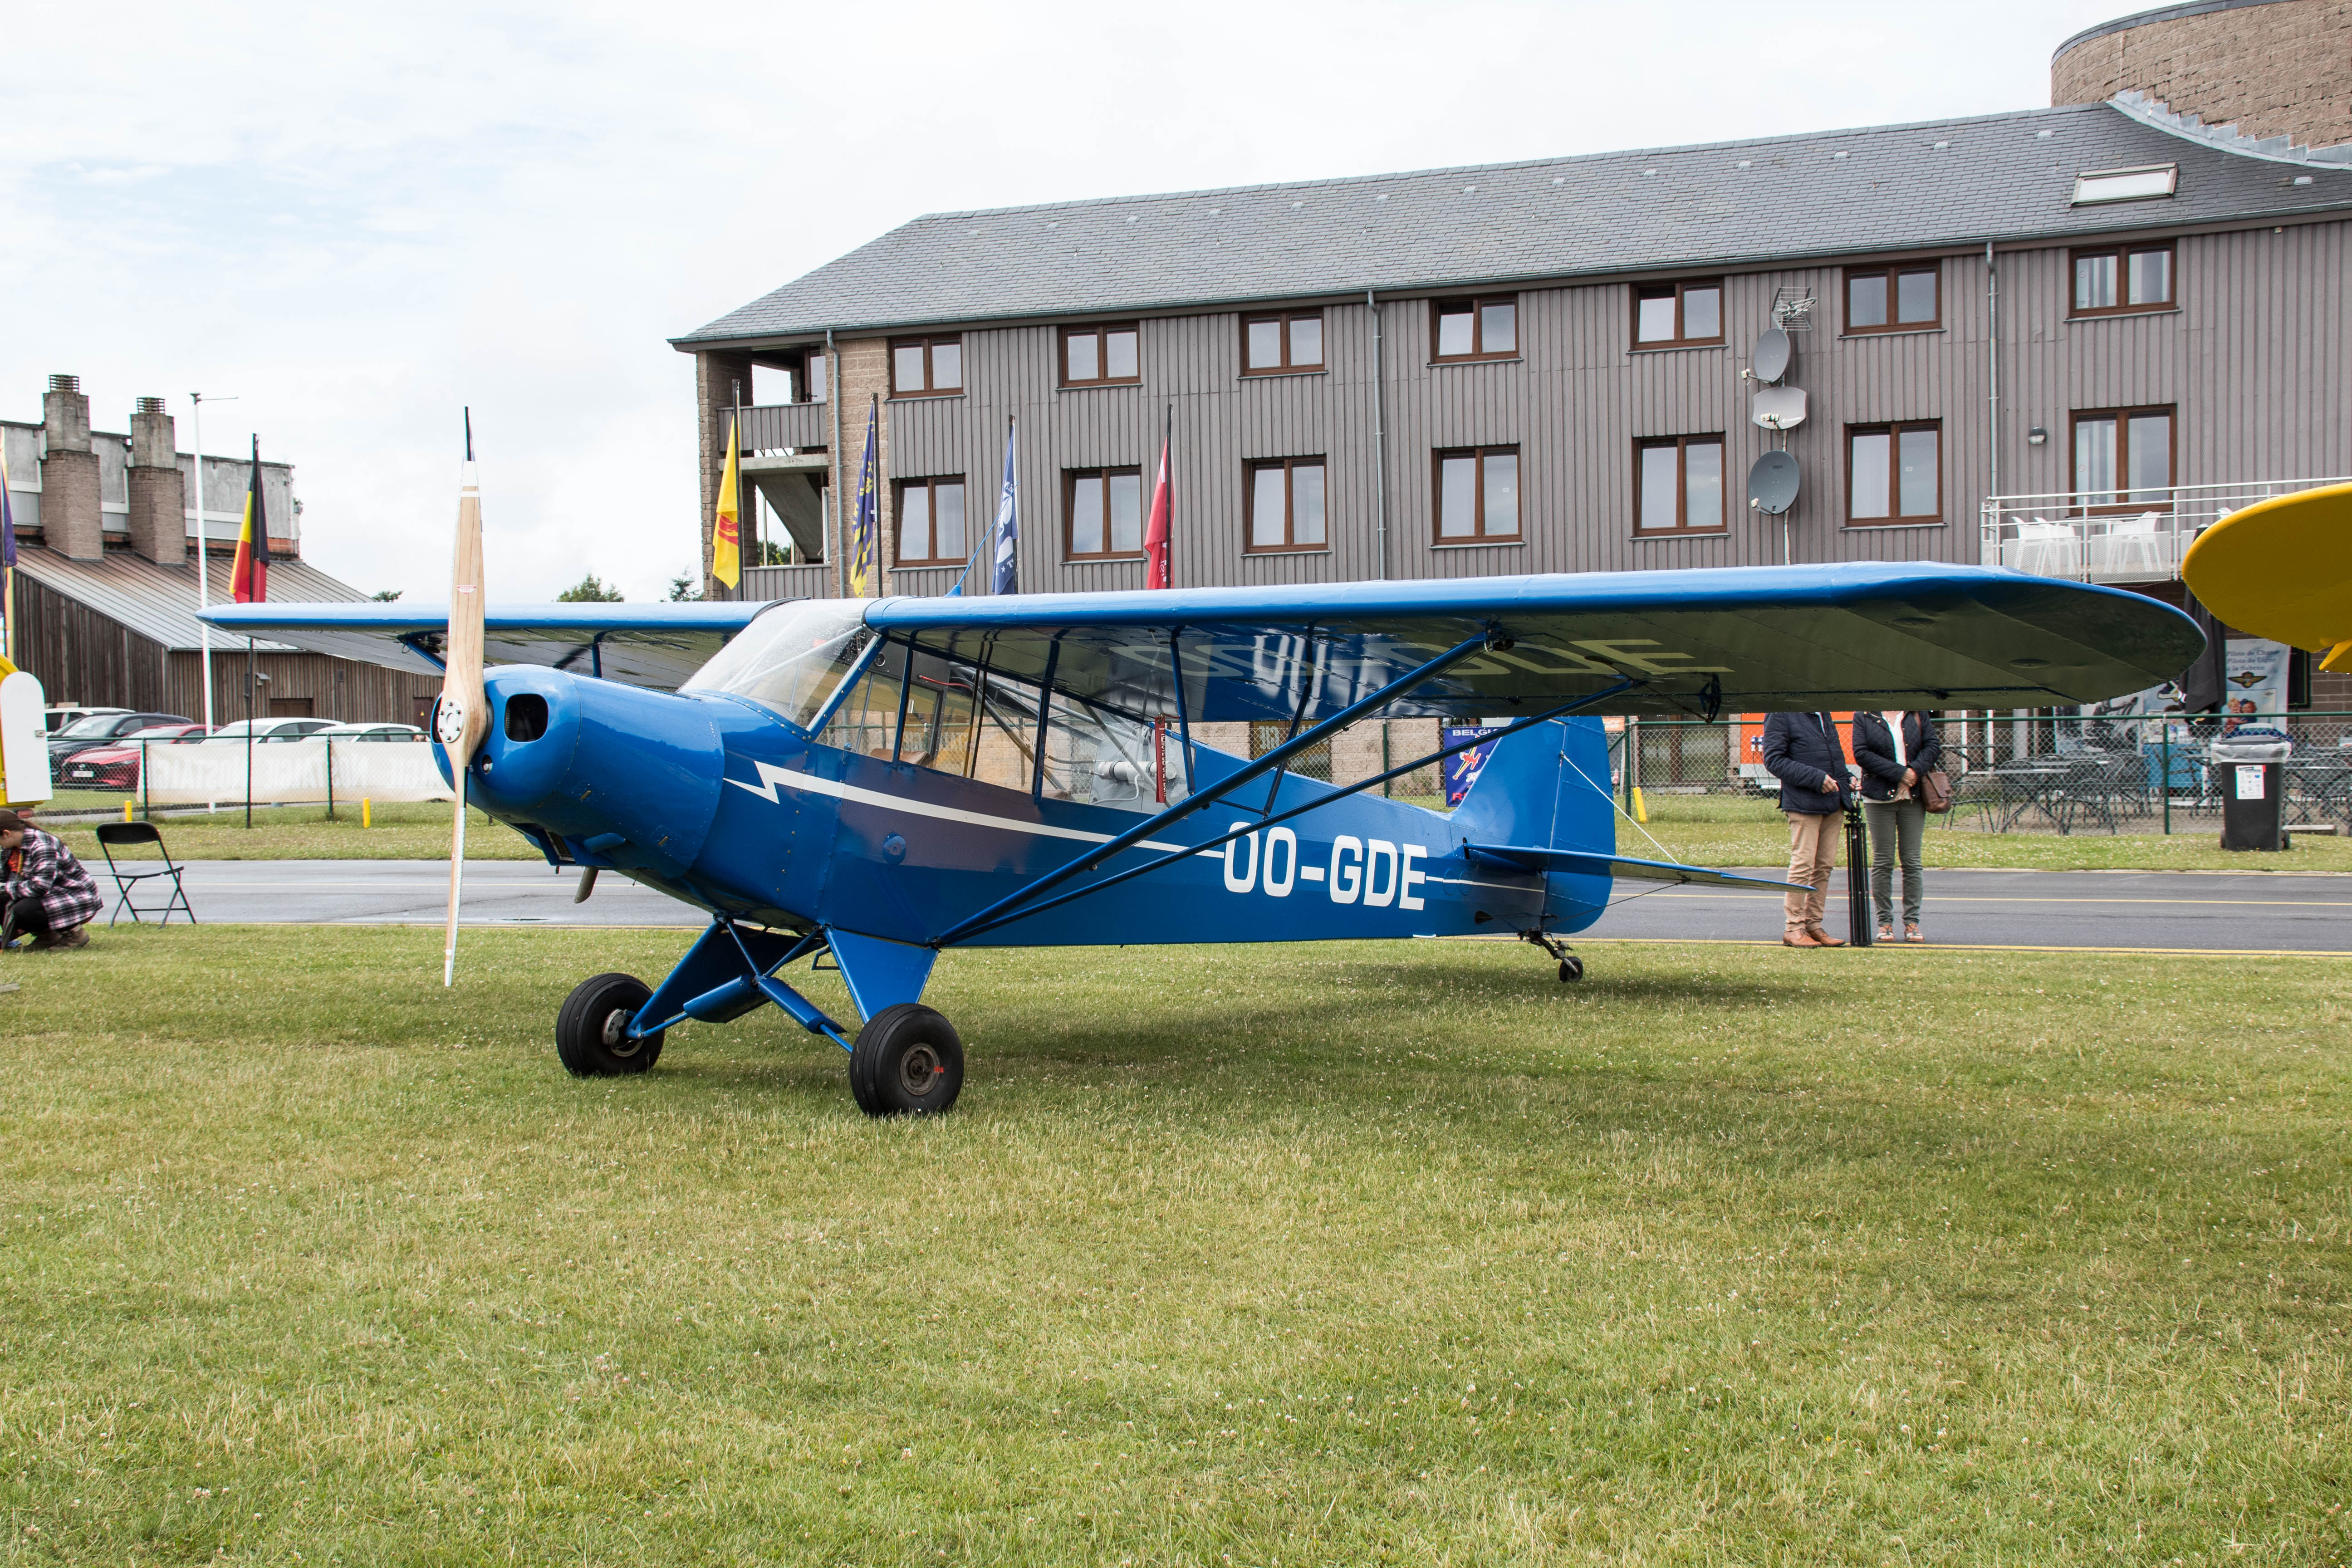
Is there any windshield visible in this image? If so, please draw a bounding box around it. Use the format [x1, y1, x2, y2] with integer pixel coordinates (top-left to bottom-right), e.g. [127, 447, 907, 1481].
[61, 714, 123, 736]
[681, 600, 873, 729]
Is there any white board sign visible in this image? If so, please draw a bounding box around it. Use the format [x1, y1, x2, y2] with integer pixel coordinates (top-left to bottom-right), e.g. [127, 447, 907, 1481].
[0, 669, 54, 804]
[2234, 764, 2267, 801]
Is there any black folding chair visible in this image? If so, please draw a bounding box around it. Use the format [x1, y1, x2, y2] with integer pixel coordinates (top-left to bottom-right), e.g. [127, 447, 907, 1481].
[91, 822, 198, 927]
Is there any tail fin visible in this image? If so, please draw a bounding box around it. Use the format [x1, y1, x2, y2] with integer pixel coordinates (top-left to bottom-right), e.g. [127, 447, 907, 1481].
[1447, 716, 1614, 854]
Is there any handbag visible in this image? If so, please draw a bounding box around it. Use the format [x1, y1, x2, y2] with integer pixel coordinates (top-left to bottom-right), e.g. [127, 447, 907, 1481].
[1921, 767, 1954, 813]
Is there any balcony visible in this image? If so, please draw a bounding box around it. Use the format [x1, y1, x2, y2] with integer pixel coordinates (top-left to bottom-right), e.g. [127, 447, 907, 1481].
[733, 401, 830, 456]
[1980, 477, 2352, 583]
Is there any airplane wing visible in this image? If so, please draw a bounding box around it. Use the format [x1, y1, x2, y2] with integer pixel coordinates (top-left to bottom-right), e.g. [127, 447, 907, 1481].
[1463, 843, 1806, 891]
[866, 562, 2202, 721]
[199, 602, 761, 690]
[205, 562, 2199, 717]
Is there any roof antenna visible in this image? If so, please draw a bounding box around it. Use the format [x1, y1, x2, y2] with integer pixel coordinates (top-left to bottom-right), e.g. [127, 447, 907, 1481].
[464, 406, 475, 462]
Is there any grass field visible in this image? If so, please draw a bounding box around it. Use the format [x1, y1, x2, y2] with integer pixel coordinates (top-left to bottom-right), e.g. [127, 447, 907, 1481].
[2, 926, 2346, 1563]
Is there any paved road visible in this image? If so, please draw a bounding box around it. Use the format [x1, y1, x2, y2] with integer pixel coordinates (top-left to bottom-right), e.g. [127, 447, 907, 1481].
[91, 860, 2352, 954]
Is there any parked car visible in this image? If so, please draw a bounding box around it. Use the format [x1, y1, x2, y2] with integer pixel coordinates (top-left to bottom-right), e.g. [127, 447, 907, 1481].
[200, 718, 338, 744]
[55, 724, 212, 791]
[314, 722, 427, 743]
[44, 705, 131, 735]
[48, 710, 195, 764]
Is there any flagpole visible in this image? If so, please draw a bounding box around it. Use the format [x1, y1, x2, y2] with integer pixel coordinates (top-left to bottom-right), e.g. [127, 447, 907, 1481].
[189, 392, 235, 738]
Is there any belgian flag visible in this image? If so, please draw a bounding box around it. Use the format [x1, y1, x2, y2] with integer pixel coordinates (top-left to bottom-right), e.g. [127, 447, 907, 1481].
[230, 436, 271, 604]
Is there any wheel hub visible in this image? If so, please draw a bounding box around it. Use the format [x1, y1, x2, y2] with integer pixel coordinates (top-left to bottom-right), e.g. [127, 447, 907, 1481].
[603, 1008, 642, 1056]
[897, 1043, 941, 1097]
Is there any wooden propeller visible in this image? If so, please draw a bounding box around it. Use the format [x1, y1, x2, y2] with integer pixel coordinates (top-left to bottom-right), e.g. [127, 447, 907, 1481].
[436, 416, 489, 987]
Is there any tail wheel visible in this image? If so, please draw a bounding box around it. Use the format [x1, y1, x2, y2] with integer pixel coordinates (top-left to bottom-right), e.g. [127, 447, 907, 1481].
[1558, 954, 1585, 983]
[556, 972, 664, 1077]
[849, 1003, 964, 1117]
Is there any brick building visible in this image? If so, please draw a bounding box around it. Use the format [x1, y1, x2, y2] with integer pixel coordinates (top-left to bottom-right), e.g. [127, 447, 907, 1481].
[2, 376, 441, 725]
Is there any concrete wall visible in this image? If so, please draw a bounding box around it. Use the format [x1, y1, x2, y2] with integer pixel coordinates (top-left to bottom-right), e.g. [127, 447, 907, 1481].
[2053, 0, 2352, 150]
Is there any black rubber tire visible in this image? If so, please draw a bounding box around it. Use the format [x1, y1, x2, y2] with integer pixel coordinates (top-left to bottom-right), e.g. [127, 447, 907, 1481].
[1558, 954, 1585, 983]
[555, 972, 664, 1077]
[849, 1003, 964, 1117]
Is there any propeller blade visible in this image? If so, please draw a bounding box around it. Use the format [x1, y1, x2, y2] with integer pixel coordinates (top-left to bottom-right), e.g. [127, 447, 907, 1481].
[435, 447, 490, 986]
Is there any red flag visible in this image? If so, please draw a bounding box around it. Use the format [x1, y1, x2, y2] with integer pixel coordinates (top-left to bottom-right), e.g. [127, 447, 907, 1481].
[1144, 410, 1172, 589]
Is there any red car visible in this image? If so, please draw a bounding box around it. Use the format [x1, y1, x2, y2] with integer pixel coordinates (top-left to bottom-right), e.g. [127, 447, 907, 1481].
[57, 724, 213, 791]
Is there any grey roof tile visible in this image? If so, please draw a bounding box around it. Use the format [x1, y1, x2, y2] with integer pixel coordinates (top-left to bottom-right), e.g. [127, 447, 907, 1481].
[13, 547, 373, 653]
[675, 102, 2352, 345]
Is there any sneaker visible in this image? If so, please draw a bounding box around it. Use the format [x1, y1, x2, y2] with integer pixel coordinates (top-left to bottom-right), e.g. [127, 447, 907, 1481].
[1876, 926, 1895, 943]
[1904, 925, 1924, 944]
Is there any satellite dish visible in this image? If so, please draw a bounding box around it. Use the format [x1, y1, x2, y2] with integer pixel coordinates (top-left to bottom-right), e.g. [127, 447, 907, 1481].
[1748, 450, 1799, 515]
[1751, 386, 1808, 430]
[1753, 328, 1792, 384]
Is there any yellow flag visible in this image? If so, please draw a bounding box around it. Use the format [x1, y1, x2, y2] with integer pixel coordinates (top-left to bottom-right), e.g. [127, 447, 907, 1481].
[712, 416, 742, 588]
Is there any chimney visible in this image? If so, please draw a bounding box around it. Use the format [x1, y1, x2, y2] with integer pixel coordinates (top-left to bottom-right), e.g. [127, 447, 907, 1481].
[39, 374, 102, 560]
[126, 396, 186, 565]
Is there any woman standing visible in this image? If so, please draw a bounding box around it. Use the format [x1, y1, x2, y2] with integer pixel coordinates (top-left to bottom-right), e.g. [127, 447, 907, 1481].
[1850, 712, 1941, 943]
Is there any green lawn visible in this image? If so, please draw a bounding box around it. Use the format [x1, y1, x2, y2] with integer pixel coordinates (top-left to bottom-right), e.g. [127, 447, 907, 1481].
[2, 927, 2346, 1563]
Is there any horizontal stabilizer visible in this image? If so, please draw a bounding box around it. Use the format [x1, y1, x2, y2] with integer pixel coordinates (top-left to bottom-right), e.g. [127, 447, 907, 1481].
[1463, 843, 1808, 891]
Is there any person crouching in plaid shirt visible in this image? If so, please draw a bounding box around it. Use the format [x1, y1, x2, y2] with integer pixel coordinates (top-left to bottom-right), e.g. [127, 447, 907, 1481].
[0, 808, 104, 951]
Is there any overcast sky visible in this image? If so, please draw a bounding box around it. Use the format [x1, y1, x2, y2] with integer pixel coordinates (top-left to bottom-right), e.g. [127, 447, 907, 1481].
[5, 0, 2131, 602]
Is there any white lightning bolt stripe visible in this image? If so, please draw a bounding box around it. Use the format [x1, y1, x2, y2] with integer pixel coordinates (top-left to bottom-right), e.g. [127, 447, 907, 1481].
[726, 760, 1186, 853]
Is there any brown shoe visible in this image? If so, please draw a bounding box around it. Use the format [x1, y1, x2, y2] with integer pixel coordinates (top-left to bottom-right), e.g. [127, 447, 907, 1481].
[1808, 926, 1847, 948]
[48, 926, 89, 951]
[1782, 929, 1823, 947]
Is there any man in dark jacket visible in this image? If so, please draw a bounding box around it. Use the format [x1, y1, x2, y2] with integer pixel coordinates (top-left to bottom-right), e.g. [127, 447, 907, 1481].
[1761, 711, 1852, 947]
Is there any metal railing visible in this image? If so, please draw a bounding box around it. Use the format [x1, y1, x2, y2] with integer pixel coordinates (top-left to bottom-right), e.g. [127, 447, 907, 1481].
[1979, 476, 2352, 583]
[1605, 712, 2352, 836]
[732, 402, 830, 456]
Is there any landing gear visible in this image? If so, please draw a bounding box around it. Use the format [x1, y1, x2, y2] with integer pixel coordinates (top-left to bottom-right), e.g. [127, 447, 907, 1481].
[849, 1003, 965, 1117]
[1522, 930, 1583, 983]
[556, 972, 665, 1076]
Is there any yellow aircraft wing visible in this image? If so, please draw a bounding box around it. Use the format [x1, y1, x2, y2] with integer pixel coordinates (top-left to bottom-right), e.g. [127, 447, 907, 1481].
[2180, 483, 2352, 671]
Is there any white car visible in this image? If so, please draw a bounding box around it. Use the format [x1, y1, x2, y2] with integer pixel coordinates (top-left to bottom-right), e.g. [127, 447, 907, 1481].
[314, 722, 427, 743]
[200, 718, 339, 743]
[44, 705, 131, 735]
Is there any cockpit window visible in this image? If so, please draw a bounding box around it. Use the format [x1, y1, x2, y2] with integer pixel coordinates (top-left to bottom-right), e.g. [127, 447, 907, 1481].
[680, 600, 874, 730]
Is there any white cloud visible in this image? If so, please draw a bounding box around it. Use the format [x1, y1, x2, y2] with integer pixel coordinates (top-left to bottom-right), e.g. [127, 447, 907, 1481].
[3, 0, 2124, 601]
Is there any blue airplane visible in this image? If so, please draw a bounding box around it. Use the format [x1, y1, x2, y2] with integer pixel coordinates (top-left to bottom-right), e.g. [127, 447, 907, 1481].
[212, 552, 2199, 1116]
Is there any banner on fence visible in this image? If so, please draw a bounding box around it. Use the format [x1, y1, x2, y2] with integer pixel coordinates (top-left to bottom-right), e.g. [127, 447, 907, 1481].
[144, 740, 453, 807]
[1440, 723, 1509, 806]
[2221, 639, 2290, 732]
[1737, 712, 1855, 789]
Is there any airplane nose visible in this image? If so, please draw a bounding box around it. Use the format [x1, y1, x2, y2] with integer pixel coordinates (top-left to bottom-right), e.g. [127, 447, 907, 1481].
[456, 667, 725, 878]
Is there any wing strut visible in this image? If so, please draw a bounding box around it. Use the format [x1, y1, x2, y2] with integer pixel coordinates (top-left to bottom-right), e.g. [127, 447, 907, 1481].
[933, 676, 1638, 947]
[930, 633, 1499, 946]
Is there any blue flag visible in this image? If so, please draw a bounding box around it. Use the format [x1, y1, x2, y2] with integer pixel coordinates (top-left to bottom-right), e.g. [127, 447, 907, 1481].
[990, 418, 1019, 597]
[849, 400, 878, 596]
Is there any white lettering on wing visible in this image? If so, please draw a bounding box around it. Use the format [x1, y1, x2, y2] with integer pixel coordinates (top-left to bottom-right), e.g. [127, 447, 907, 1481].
[1222, 824, 1259, 893]
[1362, 840, 1400, 908]
[1262, 827, 1298, 897]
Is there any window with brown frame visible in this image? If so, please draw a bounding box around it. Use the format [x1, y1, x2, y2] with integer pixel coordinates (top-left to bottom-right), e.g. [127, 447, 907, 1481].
[1633, 436, 1726, 534]
[889, 336, 963, 397]
[1632, 279, 1723, 348]
[2071, 242, 2175, 316]
[1431, 296, 1518, 361]
[1433, 446, 1521, 543]
[895, 476, 968, 566]
[1845, 265, 1940, 333]
[2070, 406, 2175, 512]
[1242, 311, 1325, 375]
[1061, 323, 1141, 387]
[1245, 457, 1327, 552]
[1063, 467, 1144, 559]
[1846, 423, 1941, 525]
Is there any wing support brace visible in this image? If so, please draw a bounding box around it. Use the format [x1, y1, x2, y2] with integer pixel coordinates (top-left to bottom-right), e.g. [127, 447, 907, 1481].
[931, 633, 1499, 946]
[627, 919, 853, 1050]
[934, 673, 1641, 946]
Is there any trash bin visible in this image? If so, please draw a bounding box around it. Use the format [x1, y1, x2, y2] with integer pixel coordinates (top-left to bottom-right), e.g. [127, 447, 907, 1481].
[2211, 727, 2292, 851]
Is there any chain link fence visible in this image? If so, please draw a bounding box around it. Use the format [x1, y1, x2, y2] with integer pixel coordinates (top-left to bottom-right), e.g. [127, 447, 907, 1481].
[1606, 711, 2352, 836]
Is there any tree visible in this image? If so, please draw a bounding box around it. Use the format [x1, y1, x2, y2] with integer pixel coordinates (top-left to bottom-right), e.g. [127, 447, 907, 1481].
[667, 572, 704, 603]
[370, 588, 403, 602]
[558, 573, 625, 603]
